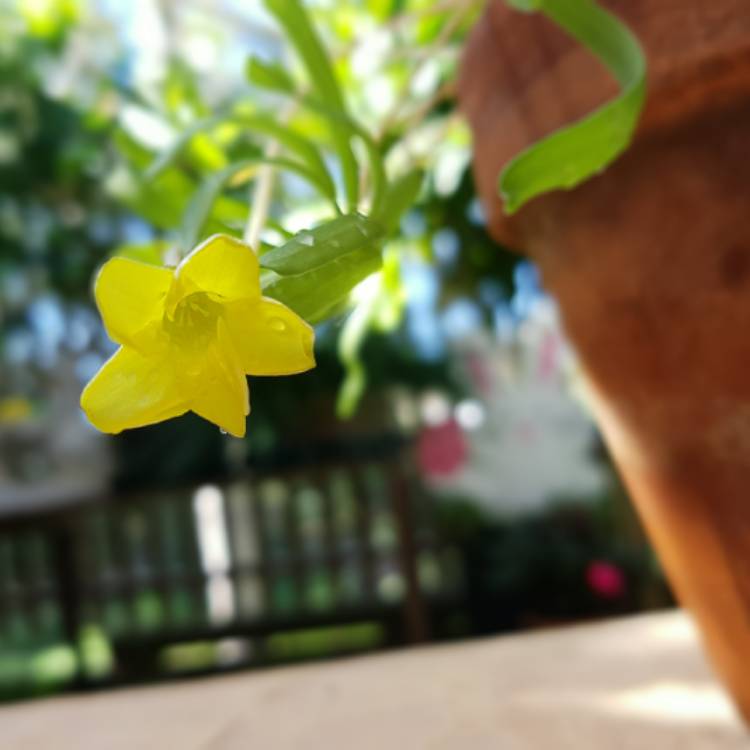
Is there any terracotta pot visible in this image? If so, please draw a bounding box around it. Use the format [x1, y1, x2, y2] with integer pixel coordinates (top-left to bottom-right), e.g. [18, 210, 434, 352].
[459, 0, 750, 718]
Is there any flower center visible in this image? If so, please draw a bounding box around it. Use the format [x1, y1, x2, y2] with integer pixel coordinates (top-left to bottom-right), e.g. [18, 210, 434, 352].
[164, 291, 222, 348]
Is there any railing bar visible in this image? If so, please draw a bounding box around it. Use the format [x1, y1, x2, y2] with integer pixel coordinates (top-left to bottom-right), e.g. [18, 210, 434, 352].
[351, 466, 377, 603]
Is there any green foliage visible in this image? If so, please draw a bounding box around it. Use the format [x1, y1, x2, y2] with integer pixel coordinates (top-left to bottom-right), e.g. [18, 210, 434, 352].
[262, 0, 361, 210]
[262, 246, 383, 324]
[245, 57, 296, 95]
[112, 129, 199, 232]
[115, 0, 461, 421]
[336, 249, 403, 417]
[375, 169, 424, 233]
[120, 1, 433, 388]
[499, 0, 646, 213]
[3, 0, 646, 421]
[259, 214, 384, 275]
[146, 111, 336, 202]
[0, 41, 122, 296]
[179, 156, 339, 251]
[296, 95, 389, 216]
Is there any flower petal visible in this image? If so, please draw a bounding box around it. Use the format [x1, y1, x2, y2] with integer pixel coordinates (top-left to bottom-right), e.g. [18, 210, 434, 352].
[174, 234, 260, 305]
[187, 319, 250, 437]
[95, 258, 174, 350]
[224, 297, 315, 376]
[80, 347, 187, 434]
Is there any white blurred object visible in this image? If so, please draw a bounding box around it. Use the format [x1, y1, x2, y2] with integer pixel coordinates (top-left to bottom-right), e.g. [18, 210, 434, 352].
[455, 399, 485, 431]
[434, 300, 606, 516]
[193, 484, 236, 625]
[420, 390, 451, 427]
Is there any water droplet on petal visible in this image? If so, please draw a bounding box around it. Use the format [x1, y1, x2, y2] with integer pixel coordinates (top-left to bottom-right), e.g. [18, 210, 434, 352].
[269, 317, 286, 332]
[220, 428, 228, 435]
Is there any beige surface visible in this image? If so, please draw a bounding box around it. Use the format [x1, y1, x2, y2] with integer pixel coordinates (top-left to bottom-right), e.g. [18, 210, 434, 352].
[1, 611, 746, 749]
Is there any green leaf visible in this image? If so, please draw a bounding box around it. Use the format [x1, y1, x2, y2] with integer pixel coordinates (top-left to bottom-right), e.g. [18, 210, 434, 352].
[181, 163, 244, 250]
[180, 156, 336, 250]
[335, 249, 403, 418]
[144, 114, 223, 181]
[262, 246, 382, 324]
[373, 169, 424, 232]
[301, 97, 387, 215]
[236, 114, 337, 205]
[499, 0, 646, 213]
[146, 111, 337, 206]
[352, 119, 387, 217]
[245, 57, 296, 94]
[506, 0, 540, 10]
[336, 286, 379, 418]
[145, 114, 225, 181]
[336, 329, 369, 416]
[263, 0, 360, 210]
[259, 213, 384, 275]
[112, 129, 195, 229]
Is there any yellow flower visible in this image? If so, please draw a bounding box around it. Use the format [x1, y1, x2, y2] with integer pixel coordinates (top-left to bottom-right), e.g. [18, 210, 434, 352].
[81, 234, 315, 438]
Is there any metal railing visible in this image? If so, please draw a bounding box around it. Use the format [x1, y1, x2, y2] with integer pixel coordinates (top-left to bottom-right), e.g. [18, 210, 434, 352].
[0, 446, 462, 688]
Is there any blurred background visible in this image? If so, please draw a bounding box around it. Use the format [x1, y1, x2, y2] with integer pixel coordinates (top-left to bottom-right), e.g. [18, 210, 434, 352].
[0, 0, 672, 701]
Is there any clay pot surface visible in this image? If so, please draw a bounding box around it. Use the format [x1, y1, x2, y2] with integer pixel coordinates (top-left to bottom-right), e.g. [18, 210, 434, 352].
[461, 0, 750, 245]
[460, 0, 750, 719]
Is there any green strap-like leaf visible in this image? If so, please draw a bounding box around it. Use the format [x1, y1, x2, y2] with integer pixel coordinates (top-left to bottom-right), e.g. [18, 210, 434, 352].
[373, 169, 424, 232]
[500, 0, 646, 213]
[301, 96, 387, 216]
[146, 112, 337, 206]
[260, 213, 384, 275]
[263, 0, 360, 211]
[336, 290, 379, 418]
[238, 114, 337, 204]
[262, 246, 383, 324]
[245, 57, 296, 94]
[145, 113, 225, 181]
[181, 157, 336, 250]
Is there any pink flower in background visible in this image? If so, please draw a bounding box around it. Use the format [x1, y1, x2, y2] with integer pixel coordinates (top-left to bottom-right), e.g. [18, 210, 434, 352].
[417, 418, 468, 479]
[586, 560, 626, 599]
